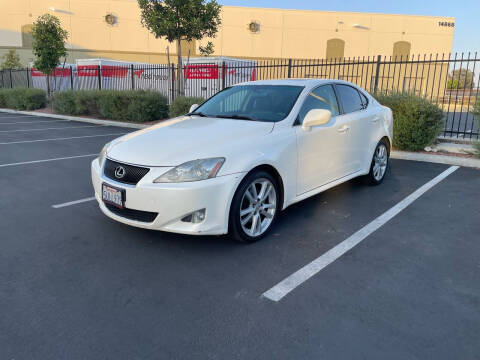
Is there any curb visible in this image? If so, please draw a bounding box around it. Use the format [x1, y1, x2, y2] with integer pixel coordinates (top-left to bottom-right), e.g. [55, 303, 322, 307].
[391, 150, 480, 169]
[0, 108, 149, 129]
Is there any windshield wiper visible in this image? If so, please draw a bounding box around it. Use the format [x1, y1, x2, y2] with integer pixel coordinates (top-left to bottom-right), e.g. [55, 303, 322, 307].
[188, 111, 209, 117]
[215, 114, 257, 121]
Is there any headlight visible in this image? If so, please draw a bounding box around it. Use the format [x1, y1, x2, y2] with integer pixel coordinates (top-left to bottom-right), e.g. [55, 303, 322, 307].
[98, 143, 110, 167]
[154, 158, 225, 183]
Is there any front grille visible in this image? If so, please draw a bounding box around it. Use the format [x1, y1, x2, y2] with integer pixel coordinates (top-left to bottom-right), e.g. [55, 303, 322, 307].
[104, 159, 149, 185]
[105, 203, 158, 223]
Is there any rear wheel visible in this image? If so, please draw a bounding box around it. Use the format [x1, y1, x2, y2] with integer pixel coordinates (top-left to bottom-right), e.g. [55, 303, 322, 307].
[367, 140, 389, 185]
[229, 171, 280, 243]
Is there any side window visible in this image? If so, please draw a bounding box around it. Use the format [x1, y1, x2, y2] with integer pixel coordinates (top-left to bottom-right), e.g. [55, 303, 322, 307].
[336, 84, 363, 113]
[359, 91, 369, 109]
[297, 84, 339, 124]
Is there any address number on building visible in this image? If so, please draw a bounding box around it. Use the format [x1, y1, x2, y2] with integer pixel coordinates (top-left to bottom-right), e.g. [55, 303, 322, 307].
[438, 21, 454, 27]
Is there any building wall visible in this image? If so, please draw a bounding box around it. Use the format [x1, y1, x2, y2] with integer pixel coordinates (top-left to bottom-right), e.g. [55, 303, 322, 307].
[0, 0, 455, 66]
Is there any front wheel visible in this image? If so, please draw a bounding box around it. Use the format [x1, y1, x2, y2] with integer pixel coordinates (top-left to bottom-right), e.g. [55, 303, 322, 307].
[367, 140, 389, 185]
[229, 171, 280, 243]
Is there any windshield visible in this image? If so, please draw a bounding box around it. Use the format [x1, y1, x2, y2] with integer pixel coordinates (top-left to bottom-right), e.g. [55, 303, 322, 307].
[191, 85, 304, 122]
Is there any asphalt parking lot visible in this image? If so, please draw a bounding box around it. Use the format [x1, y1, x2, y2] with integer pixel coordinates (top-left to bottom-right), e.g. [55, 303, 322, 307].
[1, 112, 479, 360]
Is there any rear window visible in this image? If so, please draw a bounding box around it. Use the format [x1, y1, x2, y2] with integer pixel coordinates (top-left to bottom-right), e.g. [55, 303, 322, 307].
[336, 84, 363, 113]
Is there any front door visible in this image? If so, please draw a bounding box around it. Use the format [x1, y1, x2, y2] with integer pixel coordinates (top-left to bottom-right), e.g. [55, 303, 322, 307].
[295, 84, 346, 195]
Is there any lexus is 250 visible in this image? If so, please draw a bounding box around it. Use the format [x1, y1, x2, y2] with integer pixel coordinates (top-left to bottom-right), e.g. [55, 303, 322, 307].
[92, 79, 393, 242]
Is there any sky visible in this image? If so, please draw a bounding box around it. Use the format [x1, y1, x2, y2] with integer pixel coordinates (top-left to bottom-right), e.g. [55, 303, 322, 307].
[219, 0, 480, 55]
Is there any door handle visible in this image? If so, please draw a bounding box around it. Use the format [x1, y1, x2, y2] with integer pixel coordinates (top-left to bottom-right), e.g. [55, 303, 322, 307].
[337, 125, 350, 133]
[371, 116, 380, 123]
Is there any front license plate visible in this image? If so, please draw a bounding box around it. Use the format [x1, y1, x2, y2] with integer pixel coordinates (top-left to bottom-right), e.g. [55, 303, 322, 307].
[102, 183, 125, 208]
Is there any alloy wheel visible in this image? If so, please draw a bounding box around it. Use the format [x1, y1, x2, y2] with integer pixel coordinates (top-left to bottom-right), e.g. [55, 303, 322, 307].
[373, 144, 388, 181]
[239, 178, 277, 237]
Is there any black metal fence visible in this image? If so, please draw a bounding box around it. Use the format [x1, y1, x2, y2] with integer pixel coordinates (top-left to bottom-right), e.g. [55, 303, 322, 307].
[1, 52, 479, 139]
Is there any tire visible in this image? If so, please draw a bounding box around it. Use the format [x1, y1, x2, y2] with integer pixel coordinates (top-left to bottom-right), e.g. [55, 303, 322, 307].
[229, 170, 280, 243]
[366, 139, 390, 185]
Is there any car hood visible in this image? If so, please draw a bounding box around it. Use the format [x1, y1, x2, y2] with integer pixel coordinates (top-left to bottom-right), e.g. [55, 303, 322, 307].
[107, 116, 275, 167]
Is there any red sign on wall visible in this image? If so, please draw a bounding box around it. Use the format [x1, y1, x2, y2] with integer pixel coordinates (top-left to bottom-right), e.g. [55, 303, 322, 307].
[31, 68, 71, 77]
[77, 65, 129, 78]
[184, 64, 219, 79]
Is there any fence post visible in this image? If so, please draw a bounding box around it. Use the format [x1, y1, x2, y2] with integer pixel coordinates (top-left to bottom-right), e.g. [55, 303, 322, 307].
[171, 64, 176, 102]
[221, 61, 226, 90]
[373, 55, 382, 93]
[131, 64, 135, 90]
[9, 69, 13, 88]
[70, 66, 74, 90]
[97, 65, 102, 90]
[1, 71, 4, 88]
[26, 68, 30, 88]
[287, 59, 292, 78]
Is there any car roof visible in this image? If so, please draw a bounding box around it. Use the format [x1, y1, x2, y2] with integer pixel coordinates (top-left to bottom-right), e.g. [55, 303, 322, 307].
[233, 78, 365, 91]
[233, 78, 357, 89]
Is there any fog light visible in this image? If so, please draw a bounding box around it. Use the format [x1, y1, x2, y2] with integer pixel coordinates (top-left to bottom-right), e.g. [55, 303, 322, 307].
[181, 209, 206, 224]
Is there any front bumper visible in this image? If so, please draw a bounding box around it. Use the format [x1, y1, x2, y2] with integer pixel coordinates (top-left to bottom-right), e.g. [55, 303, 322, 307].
[91, 158, 244, 235]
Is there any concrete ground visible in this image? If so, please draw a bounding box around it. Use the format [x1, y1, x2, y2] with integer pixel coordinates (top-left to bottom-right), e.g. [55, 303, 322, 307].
[0, 113, 479, 360]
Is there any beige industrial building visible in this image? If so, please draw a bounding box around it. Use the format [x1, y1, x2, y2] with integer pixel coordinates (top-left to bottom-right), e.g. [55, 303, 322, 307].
[0, 0, 455, 66]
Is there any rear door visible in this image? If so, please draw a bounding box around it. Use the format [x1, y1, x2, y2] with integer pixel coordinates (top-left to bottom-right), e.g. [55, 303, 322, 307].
[334, 84, 373, 173]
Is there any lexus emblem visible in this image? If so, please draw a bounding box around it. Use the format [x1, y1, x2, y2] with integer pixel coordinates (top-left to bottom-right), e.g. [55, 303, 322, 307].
[114, 166, 126, 179]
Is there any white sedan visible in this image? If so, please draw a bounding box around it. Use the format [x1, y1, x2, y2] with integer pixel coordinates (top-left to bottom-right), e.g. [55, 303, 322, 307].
[92, 79, 393, 242]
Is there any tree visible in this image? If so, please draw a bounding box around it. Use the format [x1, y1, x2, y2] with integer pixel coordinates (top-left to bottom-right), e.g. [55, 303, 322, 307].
[1, 49, 22, 70]
[447, 68, 475, 89]
[138, 0, 221, 96]
[31, 14, 68, 96]
[199, 41, 214, 57]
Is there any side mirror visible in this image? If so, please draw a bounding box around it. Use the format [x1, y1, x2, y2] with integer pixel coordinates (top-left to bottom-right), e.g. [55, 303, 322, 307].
[189, 104, 199, 113]
[301, 109, 332, 131]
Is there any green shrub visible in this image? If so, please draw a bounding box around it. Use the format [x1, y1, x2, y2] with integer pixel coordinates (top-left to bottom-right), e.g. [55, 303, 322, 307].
[0, 88, 46, 110]
[51, 90, 76, 114]
[52, 90, 99, 116]
[473, 141, 480, 159]
[127, 91, 169, 122]
[51, 90, 104, 118]
[74, 91, 100, 116]
[374, 92, 444, 151]
[0, 89, 6, 108]
[97, 90, 131, 121]
[51, 90, 168, 122]
[169, 96, 204, 118]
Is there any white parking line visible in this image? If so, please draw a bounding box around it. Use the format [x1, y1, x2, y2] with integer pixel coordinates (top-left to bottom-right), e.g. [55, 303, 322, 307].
[0, 132, 127, 145]
[0, 119, 65, 125]
[0, 125, 102, 133]
[0, 154, 97, 168]
[52, 197, 96, 208]
[263, 165, 460, 302]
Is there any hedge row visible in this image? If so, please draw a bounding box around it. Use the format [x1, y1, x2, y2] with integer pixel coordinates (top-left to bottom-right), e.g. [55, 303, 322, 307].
[51, 90, 169, 123]
[0, 88, 47, 110]
[0, 88, 450, 153]
[169, 96, 204, 118]
[0, 88, 201, 122]
[374, 92, 444, 151]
